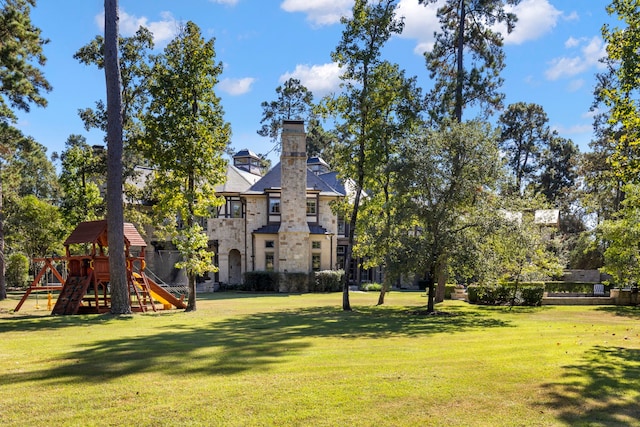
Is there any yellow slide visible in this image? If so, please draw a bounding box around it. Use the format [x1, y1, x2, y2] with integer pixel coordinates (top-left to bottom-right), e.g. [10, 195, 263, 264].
[134, 274, 187, 309]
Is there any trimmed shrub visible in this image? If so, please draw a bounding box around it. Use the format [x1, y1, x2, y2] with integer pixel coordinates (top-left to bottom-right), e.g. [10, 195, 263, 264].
[544, 281, 609, 294]
[467, 282, 544, 306]
[445, 284, 457, 299]
[242, 271, 279, 292]
[520, 285, 544, 306]
[360, 282, 382, 292]
[467, 285, 479, 303]
[278, 272, 311, 293]
[7, 253, 30, 288]
[312, 270, 344, 292]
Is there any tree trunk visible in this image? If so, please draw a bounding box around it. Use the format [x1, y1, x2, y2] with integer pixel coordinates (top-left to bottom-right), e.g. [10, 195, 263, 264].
[186, 271, 197, 312]
[455, 0, 466, 123]
[426, 266, 436, 313]
[377, 281, 390, 305]
[185, 173, 197, 312]
[341, 187, 363, 312]
[0, 169, 5, 301]
[104, 0, 130, 315]
[435, 262, 447, 303]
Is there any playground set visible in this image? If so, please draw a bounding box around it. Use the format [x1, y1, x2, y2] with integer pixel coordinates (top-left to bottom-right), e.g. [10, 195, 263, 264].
[14, 220, 186, 314]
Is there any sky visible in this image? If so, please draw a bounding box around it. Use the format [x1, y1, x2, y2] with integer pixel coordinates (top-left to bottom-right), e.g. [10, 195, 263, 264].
[15, 0, 617, 166]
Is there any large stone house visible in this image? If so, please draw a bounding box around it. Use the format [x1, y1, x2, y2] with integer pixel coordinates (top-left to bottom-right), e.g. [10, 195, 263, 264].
[206, 120, 345, 285]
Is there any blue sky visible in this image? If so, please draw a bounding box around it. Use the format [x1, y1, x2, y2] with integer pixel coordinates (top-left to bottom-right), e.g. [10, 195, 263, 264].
[16, 0, 615, 165]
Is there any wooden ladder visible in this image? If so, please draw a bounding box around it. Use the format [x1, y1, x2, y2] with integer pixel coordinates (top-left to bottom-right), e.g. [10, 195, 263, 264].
[51, 274, 92, 315]
[127, 272, 157, 312]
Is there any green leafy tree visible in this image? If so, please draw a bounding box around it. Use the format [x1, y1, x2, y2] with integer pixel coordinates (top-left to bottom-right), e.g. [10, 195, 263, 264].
[258, 78, 314, 143]
[599, 0, 640, 182]
[74, 25, 155, 235]
[6, 252, 28, 288]
[256, 78, 334, 164]
[419, 0, 520, 122]
[0, 0, 50, 300]
[599, 183, 640, 286]
[484, 213, 563, 305]
[581, 101, 625, 223]
[1, 124, 58, 298]
[58, 135, 105, 226]
[140, 21, 230, 312]
[321, 0, 404, 311]
[537, 133, 579, 208]
[498, 102, 551, 195]
[0, 0, 51, 123]
[344, 61, 423, 305]
[74, 26, 153, 163]
[104, 0, 129, 314]
[393, 120, 501, 312]
[6, 194, 65, 258]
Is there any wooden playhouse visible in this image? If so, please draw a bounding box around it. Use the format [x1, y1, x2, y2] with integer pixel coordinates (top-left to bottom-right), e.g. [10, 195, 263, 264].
[15, 220, 186, 314]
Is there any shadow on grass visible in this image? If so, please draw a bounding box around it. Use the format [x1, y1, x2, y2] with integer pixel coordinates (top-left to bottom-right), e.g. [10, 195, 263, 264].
[595, 306, 640, 320]
[541, 345, 640, 425]
[0, 304, 510, 387]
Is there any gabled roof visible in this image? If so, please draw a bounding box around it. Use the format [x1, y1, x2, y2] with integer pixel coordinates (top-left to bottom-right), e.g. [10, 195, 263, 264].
[64, 220, 147, 248]
[243, 162, 344, 197]
[215, 164, 262, 194]
[253, 223, 329, 235]
[233, 148, 260, 159]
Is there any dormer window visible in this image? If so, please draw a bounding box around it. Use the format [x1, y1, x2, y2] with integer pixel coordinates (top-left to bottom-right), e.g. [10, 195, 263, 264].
[270, 198, 280, 214]
[306, 195, 318, 223]
[268, 194, 281, 223]
[233, 149, 262, 176]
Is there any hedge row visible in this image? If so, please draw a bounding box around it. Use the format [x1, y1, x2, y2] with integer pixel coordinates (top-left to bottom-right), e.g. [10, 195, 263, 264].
[240, 270, 346, 293]
[467, 283, 545, 306]
[544, 281, 609, 294]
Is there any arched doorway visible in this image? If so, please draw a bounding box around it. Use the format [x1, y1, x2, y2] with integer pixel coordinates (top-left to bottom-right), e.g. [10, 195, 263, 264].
[228, 249, 242, 285]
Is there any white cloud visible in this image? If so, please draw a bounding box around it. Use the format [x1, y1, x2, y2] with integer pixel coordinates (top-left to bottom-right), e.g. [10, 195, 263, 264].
[95, 9, 179, 45]
[280, 0, 352, 27]
[218, 77, 256, 95]
[398, 0, 561, 55]
[210, 0, 239, 5]
[501, 0, 562, 45]
[564, 11, 579, 22]
[565, 36, 580, 48]
[280, 63, 342, 96]
[552, 122, 593, 136]
[396, 0, 440, 54]
[545, 36, 606, 80]
[567, 78, 585, 92]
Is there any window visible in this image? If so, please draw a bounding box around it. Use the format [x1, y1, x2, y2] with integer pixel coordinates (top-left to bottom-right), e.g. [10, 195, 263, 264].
[338, 214, 346, 235]
[265, 240, 275, 248]
[312, 241, 321, 250]
[196, 216, 208, 231]
[220, 196, 243, 218]
[230, 200, 242, 218]
[269, 197, 280, 214]
[306, 199, 317, 215]
[312, 254, 321, 271]
[265, 253, 274, 272]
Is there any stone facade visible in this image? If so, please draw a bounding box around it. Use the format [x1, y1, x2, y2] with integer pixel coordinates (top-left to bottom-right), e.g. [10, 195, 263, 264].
[204, 120, 344, 285]
[278, 120, 310, 273]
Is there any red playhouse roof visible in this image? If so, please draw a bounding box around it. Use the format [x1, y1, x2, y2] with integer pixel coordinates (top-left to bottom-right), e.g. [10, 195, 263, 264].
[64, 220, 147, 248]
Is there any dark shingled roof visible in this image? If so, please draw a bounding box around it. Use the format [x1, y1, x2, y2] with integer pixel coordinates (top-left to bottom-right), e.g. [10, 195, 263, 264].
[64, 220, 147, 248]
[253, 223, 329, 235]
[244, 162, 344, 196]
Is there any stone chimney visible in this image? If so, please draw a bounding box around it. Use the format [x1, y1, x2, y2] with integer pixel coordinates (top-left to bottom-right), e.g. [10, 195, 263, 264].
[278, 120, 310, 273]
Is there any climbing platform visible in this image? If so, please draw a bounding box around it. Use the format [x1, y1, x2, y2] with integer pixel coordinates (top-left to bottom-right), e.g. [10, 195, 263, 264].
[14, 220, 186, 314]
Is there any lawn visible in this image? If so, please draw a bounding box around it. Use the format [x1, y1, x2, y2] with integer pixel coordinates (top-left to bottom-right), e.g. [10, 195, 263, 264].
[1, 291, 639, 426]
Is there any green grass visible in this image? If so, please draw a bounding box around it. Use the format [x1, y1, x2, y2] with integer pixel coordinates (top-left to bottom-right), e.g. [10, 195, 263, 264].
[1, 291, 640, 426]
